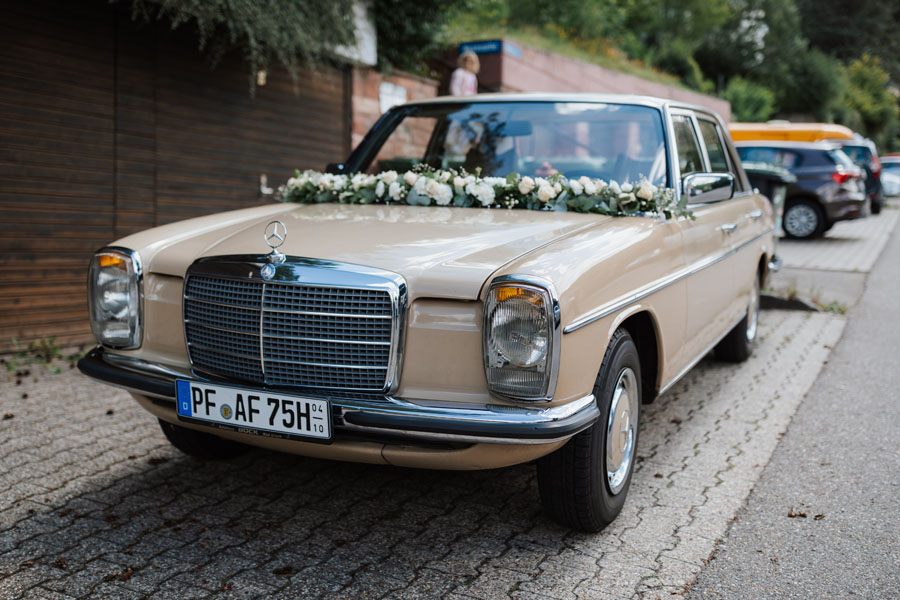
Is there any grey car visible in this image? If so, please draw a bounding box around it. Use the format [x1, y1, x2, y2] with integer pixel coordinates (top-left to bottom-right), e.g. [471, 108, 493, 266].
[736, 141, 867, 239]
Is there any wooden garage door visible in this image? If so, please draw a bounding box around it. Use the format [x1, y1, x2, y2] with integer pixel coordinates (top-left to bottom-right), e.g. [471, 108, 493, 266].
[0, 0, 350, 352]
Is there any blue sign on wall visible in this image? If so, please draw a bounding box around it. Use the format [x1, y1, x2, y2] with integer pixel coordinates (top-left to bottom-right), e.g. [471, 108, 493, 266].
[459, 40, 502, 55]
[459, 40, 524, 59]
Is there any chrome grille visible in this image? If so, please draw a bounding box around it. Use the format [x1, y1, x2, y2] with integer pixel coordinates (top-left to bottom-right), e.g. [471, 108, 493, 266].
[184, 270, 398, 392]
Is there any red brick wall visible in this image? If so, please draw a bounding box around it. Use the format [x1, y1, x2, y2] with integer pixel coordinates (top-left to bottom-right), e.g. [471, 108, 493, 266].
[472, 40, 732, 122]
[351, 68, 439, 150]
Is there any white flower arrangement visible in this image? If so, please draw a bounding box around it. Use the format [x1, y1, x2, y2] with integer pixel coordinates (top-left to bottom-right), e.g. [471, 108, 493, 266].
[278, 166, 692, 220]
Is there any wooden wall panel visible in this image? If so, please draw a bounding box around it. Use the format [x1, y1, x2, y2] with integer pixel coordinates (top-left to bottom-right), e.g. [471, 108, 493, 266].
[0, 1, 115, 350]
[0, 0, 350, 352]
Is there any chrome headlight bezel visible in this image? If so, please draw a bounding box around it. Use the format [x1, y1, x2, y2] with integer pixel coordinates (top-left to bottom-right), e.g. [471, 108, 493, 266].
[483, 275, 561, 402]
[88, 246, 143, 349]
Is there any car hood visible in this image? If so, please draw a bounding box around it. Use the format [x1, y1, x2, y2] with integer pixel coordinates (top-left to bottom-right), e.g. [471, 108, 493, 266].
[116, 202, 604, 300]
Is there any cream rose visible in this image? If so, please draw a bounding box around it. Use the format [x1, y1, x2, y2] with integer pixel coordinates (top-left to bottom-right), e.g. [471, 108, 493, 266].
[537, 183, 557, 203]
[381, 170, 398, 185]
[569, 179, 584, 195]
[636, 181, 656, 200]
[403, 171, 418, 186]
[518, 176, 535, 194]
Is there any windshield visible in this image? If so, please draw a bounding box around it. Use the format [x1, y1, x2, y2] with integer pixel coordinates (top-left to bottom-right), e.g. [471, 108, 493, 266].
[359, 102, 668, 186]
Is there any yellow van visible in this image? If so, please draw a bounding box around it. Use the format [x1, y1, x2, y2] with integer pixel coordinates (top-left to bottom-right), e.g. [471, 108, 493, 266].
[729, 122, 854, 142]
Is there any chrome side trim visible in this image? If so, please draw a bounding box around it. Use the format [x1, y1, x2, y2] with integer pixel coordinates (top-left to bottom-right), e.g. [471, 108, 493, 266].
[483, 274, 562, 403]
[657, 312, 745, 396]
[564, 227, 775, 334]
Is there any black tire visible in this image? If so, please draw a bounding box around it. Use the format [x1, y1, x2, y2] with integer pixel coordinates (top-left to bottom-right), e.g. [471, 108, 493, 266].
[158, 419, 249, 459]
[715, 271, 761, 363]
[871, 192, 883, 215]
[783, 198, 825, 239]
[537, 328, 641, 532]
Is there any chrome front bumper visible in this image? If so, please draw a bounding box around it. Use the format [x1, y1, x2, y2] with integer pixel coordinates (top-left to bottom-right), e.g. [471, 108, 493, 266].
[78, 347, 599, 445]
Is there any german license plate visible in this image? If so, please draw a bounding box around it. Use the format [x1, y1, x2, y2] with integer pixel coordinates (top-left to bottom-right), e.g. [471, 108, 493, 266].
[175, 380, 331, 441]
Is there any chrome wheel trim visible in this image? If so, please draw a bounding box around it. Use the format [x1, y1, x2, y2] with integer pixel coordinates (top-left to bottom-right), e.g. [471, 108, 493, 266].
[606, 367, 639, 495]
[746, 275, 760, 342]
[784, 204, 818, 238]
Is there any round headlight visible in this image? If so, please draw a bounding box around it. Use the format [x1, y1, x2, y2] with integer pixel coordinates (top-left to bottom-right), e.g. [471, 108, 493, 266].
[489, 297, 549, 367]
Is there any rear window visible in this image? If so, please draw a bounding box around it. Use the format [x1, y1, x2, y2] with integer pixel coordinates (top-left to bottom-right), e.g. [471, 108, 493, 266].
[841, 145, 873, 164]
[828, 149, 857, 170]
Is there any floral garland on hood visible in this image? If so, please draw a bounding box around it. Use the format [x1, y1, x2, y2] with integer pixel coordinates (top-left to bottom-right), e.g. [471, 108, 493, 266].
[278, 166, 692, 220]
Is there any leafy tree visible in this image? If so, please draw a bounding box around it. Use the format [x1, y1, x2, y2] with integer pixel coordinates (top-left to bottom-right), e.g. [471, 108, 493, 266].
[722, 77, 775, 122]
[796, 0, 900, 82]
[126, 0, 357, 90]
[372, 0, 468, 73]
[840, 55, 900, 149]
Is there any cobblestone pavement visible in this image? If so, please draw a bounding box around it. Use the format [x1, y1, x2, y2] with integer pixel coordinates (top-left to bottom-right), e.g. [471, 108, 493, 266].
[0, 309, 843, 600]
[777, 210, 897, 272]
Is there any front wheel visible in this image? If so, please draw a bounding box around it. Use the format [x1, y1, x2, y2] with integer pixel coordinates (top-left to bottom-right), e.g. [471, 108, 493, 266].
[715, 271, 760, 362]
[537, 328, 641, 532]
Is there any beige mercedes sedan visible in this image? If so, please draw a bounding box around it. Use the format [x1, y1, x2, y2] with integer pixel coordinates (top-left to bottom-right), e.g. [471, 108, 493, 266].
[79, 94, 776, 531]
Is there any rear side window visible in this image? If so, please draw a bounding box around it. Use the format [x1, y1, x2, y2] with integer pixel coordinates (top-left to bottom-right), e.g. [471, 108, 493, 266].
[672, 115, 704, 176]
[737, 146, 802, 168]
[698, 119, 729, 172]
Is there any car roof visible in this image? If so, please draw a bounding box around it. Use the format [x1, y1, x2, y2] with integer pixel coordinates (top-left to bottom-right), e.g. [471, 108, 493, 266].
[399, 92, 717, 116]
[734, 140, 842, 151]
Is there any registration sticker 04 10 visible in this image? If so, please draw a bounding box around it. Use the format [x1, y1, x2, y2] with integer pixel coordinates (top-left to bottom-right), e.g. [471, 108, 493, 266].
[175, 380, 331, 441]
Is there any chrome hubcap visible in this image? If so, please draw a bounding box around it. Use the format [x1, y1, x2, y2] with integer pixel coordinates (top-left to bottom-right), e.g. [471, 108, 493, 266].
[606, 367, 638, 495]
[785, 204, 818, 238]
[746, 276, 760, 342]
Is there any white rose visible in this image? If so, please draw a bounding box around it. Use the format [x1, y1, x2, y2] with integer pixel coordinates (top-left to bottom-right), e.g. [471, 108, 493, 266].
[583, 179, 597, 195]
[609, 180, 621, 195]
[439, 171, 452, 182]
[596, 179, 608, 191]
[620, 192, 637, 205]
[621, 182, 633, 193]
[636, 181, 656, 200]
[433, 183, 453, 205]
[333, 175, 347, 191]
[518, 176, 535, 194]
[388, 181, 403, 201]
[381, 170, 398, 185]
[553, 182, 562, 194]
[535, 177, 548, 187]
[569, 179, 584, 195]
[403, 171, 418, 186]
[425, 178, 441, 198]
[375, 181, 385, 198]
[464, 175, 476, 186]
[537, 183, 557, 203]
[453, 176, 466, 188]
[467, 182, 495, 206]
[286, 177, 299, 188]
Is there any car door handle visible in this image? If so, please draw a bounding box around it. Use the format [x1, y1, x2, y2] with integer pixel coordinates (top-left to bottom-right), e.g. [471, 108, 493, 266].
[719, 223, 738, 233]
[747, 209, 763, 220]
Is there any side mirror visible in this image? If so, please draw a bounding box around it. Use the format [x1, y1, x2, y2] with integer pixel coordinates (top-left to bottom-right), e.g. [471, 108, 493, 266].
[325, 162, 346, 174]
[682, 172, 734, 203]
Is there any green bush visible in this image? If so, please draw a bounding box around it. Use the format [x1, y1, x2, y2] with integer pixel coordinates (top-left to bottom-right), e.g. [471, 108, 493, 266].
[722, 77, 775, 122]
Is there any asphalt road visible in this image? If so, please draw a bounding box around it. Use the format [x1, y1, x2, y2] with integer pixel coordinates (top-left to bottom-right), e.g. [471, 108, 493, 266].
[690, 213, 900, 598]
